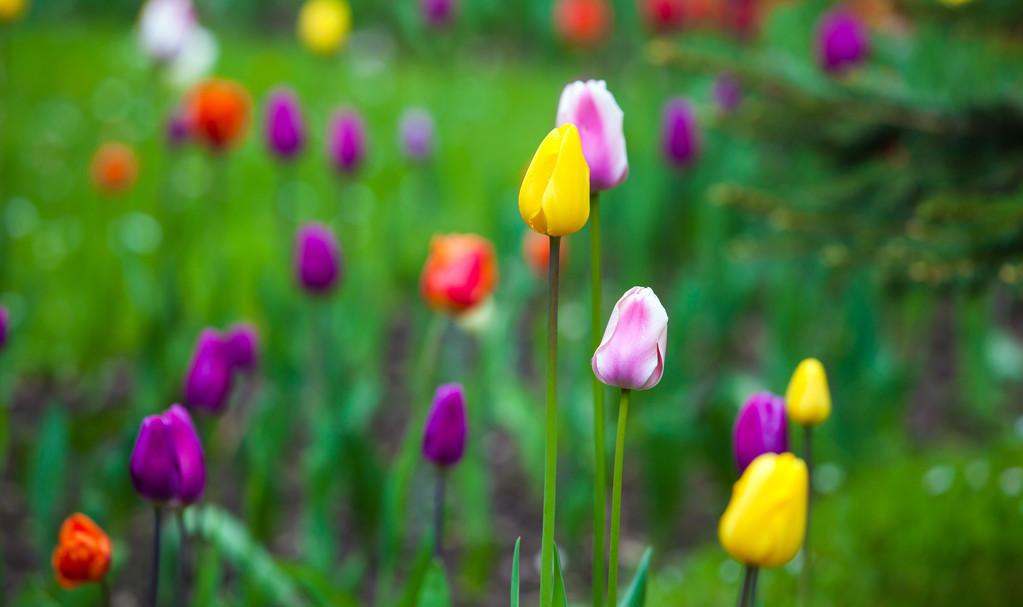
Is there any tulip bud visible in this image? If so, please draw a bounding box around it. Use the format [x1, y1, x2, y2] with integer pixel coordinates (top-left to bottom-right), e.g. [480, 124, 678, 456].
[328, 109, 367, 175]
[713, 73, 742, 113]
[90, 142, 139, 195]
[398, 107, 435, 162]
[265, 88, 305, 161]
[296, 223, 342, 294]
[592, 287, 668, 391]
[421, 0, 456, 28]
[187, 78, 250, 152]
[129, 404, 206, 504]
[184, 329, 234, 412]
[661, 97, 700, 169]
[0, 305, 9, 350]
[718, 452, 807, 567]
[733, 392, 788, 473]
[137, 0, 196, 62]
[556, 80, 628, 192]
[0, 0, 26, 23]
[422, 383, 468, 468]
[816, 8, 868, 75]
[554, 0, 611, 48]
[51, 513, 112, 589]
[519, 124, 590, 237]
[785, 358, 831, 426]
[225, 323, 259, 373]
[522, 230, 568, 277]
[640, 0, 685, 33]
[421, 234, 498, 314]
[298, 0, 351, 55]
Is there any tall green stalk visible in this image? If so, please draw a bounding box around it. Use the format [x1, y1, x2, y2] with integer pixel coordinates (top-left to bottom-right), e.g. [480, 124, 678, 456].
[606, 388, 630, 605]
[738, 565, 758, 607]
[540, 236, 562, 607]
[800, 425, 814, 607]
[589, 193, 607, 607]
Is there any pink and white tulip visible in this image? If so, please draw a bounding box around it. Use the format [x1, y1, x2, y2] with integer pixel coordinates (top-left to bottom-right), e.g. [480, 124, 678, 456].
[555, 80, 628, 192]
[592, 287, 668, 390]
[138, 0, 197, 62]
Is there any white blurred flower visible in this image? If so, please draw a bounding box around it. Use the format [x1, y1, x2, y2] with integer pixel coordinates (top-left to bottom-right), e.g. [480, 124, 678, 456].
[165, 27, 219, 90]
[138, 0, 197, 62]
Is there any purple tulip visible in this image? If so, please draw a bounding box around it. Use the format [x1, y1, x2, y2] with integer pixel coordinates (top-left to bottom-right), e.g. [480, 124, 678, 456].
[661, 98, 700, 169]
[296, 223, 341, 294]
[422, 383, 468, 468]
[421, 0, 457, 28]
[328, 109, 367, 175]
[129, 404, 206, 504]
[816, 8, 869, 75]
[167, 109, 191, 147]
[265, 88, 305, 161]
[399, 108, 435, 162]
[556, 80, 629, 192]
[224, 323, 259, 373]
[733, 392, 789, 473]
[592, 287, 668, 391]
[184, 329, 234, 412]
[714, 74, 743, 113]
[0, 305, 8, 350]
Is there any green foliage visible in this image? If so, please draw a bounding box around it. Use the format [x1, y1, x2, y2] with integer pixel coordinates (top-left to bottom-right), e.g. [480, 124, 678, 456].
[416, 560, 453, 607]
[619, 548, 653, 607]
[510, 537, 521, 607]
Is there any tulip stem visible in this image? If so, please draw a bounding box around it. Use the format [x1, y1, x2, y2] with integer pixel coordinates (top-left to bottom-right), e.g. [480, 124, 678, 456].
[800, 425, 814, 607]
[433, 469, 446, 557]
[176, 510, 189, 607]
[149, 506, 162, 607]
[738, 565, 759, 607]
[607, 388, 630, 606]
[589, 193, 607, 607]
[540, 235, 562, 607]
[100, 579, 111, 607]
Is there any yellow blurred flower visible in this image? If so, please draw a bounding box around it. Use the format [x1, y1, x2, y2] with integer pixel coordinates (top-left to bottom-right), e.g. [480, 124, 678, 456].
[785, 357, 831, 426]
[297, 0, 351, 56]
[0, 0, 27, 23]
[718, 452, 807, 567]
[519, 124, 590, 237]
[938, 0, 974, 7]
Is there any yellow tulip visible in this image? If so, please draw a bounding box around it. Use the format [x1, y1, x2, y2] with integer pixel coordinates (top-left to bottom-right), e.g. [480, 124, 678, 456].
[785, 357, 831, 426]
[0, 0, 27, 23]
[297, 0, 351, 56]
[519, 123, 590, 237]
[938, 0, 973, 6]
[718, 452, 807, 567]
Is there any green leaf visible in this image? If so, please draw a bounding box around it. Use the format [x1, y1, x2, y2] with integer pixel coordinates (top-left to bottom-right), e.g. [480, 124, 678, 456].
[618, 548, 653, 607]
[396, 539, 434, 607]
[417, 559, 452, 607]
[553, 546, 568, 607]
[510, 537, 521, 607]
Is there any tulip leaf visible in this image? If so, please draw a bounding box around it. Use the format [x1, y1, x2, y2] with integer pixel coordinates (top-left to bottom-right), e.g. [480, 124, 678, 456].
[416, 559, 452, 607]
[618, 548, 654, 607]
[396, 539, 434, 607]
[553, 545, 568, 607]
[510, 537, 521, 607]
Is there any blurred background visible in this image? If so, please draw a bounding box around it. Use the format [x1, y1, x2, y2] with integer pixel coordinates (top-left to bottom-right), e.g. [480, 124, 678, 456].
[3, 0, 1023, 605]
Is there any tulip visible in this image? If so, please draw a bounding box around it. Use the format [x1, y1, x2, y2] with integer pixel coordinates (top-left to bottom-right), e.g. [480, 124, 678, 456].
[328, 109, 367, 175]
[421, 0, 456, 28]
[51, 513, 112, 589]
[422, 383, 468, 468]
[298, 0, 351, 55]
[554, 0, 610, 48]
[184, 329, 234, 412]
[714, 73, 742, 113]
[661, 97, 700, 168]
[265, 88, 305, 161]
[0, 305, 8, 350]
[90, 142, 139, 195]
[641, 0, 685, 33]
[421, 234, 498, 314]
[816, 8, 868, 75]
[129, 404, 206, 504]
[522, 230, 568, 277]
[296, 223, 342, 294]
[137, 0, 195, 62]
[187, 78, 249, 152]
[718, 452, 807, 568]
[785, 358, 831, 426]
[165, 26, 218, 90]
[556, 80, 628, 192]
[225, 323, 259, 373]
[733, 392, 788, 473]
[592, 287, 668, 391]
[398, 107, 435, 162]
[0, 0, 26, 22]
[167, 108, 191, 147]
[519, 124, 590, 237]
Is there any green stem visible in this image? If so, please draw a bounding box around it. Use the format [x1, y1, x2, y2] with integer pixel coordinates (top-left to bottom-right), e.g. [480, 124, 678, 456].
[800, 425, 814, 607]
[148, 506, 162, 607]
[606, 388, 630, 605]
[100, 579, 111, 607]
[175, 510, 188, 607]
[738, 565, 758, 607]
[589, 193, 606, 607]
[433, 469, 446, 557]
[539, 235, 562, 607]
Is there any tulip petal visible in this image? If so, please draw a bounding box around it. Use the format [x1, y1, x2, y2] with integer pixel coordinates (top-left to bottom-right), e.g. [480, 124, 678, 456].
[541, 124, 590, 236]
[592, 286, 668, 390]
[519, 128, 563, 233]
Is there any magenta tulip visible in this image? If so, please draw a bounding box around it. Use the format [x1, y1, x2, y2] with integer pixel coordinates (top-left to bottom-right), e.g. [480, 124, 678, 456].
[129, 404, 206, 504]
[328, 109, 367, 175]
[733, 392, 789, 473]
[661, 97, 700, 168]
[816, 8, 869, 75]
[184, 329, 234, 412]
[295, 223, 342, 294]
[422, 383, 468, 468]
[265, 88, 305, 160]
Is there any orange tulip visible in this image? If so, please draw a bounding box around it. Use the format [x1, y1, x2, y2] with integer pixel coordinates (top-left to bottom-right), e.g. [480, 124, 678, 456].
[421, 234, 498, 314]
[554, 0, 611, 48]
[90, 142, 139, 195]
[51, 513, 112, 589]
[187, 78, 250, 151]
[522, 231, 568, 277]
